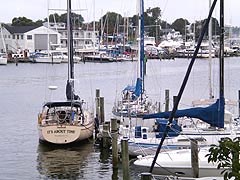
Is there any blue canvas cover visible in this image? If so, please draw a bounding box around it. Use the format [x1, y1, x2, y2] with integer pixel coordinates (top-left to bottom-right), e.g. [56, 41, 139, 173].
[134, 78, 142, 97]
[155, 119, 182, 138]
[122, 78, 142, 101]
[123, 85, 135, 91]
[144, 98, 224, 128]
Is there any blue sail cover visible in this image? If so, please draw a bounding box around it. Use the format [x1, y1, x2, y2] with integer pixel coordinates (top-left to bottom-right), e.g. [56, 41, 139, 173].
[143, 98, 225, 128]
[155, 119, 182, 138]
[123, 85, 135, 91]
[134, 78, 142, 97]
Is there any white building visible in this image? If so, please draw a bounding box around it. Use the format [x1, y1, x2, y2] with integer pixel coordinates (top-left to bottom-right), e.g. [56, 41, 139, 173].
[0, 23, 98, 54]
[0, 25, 61, 53]
[43, 22, 99, 50]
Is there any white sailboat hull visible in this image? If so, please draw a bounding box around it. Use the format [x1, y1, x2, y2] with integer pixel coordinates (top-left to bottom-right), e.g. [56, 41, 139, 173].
[0, 57, 7, 65]
[38, 122, 94, 144]
[125, 126, 239, 156]
[34, 56, 62, 64]
[134, 148, 223, 177]
[38, 102, 94, 145]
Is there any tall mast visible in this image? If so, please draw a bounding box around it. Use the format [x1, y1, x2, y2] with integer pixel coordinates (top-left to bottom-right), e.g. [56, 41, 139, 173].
[219, 0, 224, 100]
[0, 23, 6, 52]
[66, 0, 76, 101]
[47, 0, 50, 58]
[219, 0, 225, 125]
[208, 0, 213, 99]
[138, 0, 144, 95]
[93, 0, 96, 52]
[148, 0, 218, 173]
[67, 0, 74, 81]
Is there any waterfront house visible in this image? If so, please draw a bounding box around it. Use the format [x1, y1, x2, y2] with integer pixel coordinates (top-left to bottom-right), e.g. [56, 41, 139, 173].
[0, 25, 61, 54]
[43, 22, 99, 52]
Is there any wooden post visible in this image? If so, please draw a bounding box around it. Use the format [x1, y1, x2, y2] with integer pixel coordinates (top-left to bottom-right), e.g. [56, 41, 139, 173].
[111, 118, 118, 168]
[102, 123, 110, 148]
[158, 102, 161, 112]
[165, 89, 169, 112]
[100, 97, 105, 124]
[112, 167, 118, 180]
[238, 90, 240, 118]
[121, 138, 129, 180]
[95, 89, 100, 118]
[141, 173, 152, 180]
[191, 139, 199, 178]
[173, 95, 178, 121]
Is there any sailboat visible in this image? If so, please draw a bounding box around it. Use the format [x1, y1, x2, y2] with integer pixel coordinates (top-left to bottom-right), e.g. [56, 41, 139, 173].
[0, 53, 7, 65]
[31, 1, 62, 64]
[134, 1, 239, 177]
[112, 0, 156, 127]
[0, 23, 7, 65]
[38, 0, 94, 145]
[116, 0, 238, 157]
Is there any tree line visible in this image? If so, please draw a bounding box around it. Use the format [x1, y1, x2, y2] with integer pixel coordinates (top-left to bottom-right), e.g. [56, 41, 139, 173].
[7, 7, 240, 43]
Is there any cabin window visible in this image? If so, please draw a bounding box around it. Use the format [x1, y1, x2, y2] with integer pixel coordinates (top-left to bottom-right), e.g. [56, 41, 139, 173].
[21, 35, 23, 39]
[12, 35, 15, 39]
[27, 35, 32, 40]
[17, 35, 19, 39]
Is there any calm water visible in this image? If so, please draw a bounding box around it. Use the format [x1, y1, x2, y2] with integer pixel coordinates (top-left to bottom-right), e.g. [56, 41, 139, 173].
[0, 57, 240, 180]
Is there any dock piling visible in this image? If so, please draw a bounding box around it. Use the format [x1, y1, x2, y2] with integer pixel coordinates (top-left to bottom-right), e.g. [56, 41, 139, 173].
[191, 139, 199, 178]
[111, 118, 118, 168]
[165, 89, 169, 112]
[121, 138, 129, 180]
[102, 122, 111, 148]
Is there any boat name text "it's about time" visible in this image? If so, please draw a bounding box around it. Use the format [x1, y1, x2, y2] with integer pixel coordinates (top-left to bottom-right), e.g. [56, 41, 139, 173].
[47, 130, 75, 134]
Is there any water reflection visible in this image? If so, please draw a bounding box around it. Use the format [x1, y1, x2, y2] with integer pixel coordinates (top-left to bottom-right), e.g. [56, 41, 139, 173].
[37, 141, 112, 179]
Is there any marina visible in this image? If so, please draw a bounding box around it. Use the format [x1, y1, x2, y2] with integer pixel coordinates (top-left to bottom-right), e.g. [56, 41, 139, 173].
[1, 0, 240, 179]
[1, 56, 240, 179]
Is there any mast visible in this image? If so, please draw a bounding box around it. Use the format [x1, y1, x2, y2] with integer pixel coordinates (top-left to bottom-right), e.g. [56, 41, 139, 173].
[93, 0, 96, 52]
[67, 0, 74, 80]
[219, 0, 224, 99]
[66, 0, 76, 100]
[208, 0, 213, 99]
[219, 0, 224, 121]
[138, 0, 144, 98]
[0, 23, 6, 52]
[47, 0, 50, 58]
[148, 0, 218, 173]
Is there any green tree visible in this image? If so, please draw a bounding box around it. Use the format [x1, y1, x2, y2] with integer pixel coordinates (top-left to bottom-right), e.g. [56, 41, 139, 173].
[192, 18, 220, 41]
[12, 16, 36, 26]
[35, 19, 44, 26]
[48, 13, 61, 23]
[171, 18, 190, 37]
[100, 12, 123, 36]
[45, 12, 84, 28]
[145, 7, 161, 39]
[206, 137, 240, 180]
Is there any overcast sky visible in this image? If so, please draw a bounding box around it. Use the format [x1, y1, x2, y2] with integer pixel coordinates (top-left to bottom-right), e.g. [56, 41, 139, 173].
[0, 0, 239, 26]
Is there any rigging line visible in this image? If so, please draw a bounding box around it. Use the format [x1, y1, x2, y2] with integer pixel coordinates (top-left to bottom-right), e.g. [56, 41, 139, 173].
[149, 0, 218, 173]
[147, 60, 162, 103]
[82, 124, 94, 132]
[114, 58, 120, 103]
[159, 0, 169, 18]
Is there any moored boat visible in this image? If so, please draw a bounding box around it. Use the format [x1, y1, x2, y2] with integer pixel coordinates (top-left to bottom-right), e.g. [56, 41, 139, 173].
[38, 0, 94, 145]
